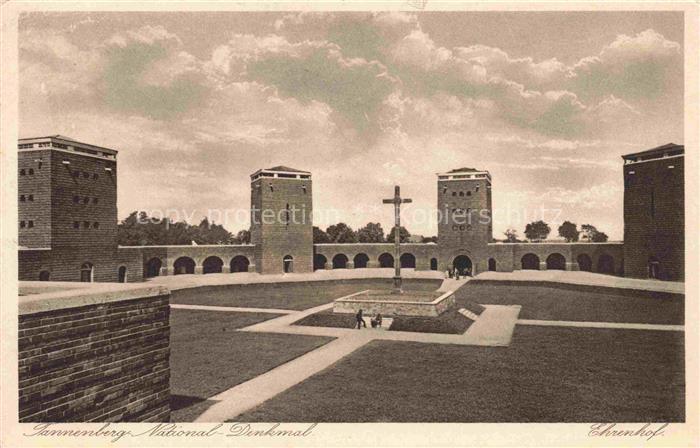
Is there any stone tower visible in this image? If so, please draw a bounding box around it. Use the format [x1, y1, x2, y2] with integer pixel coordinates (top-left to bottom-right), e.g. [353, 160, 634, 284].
[250, 166, 313, 274]
[436, 167, 493, 275]
[622, 143, 684, 281]
[18, 135, 125, 282]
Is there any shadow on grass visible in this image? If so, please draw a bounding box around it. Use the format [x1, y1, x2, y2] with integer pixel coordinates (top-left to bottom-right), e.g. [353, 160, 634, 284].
[170, 395, 220, 422]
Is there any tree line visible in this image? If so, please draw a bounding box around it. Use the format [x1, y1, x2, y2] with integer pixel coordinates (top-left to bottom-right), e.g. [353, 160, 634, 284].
[314, 222, 437, 244]
[118, 211, 606, 246]
[502, 220, 609, 243]
[117, 211, 250, 246]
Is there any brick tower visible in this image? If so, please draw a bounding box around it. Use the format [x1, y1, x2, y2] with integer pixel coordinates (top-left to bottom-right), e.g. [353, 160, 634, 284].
[622, 143, 684, 281]
[250, 166, 313, 274]
[17, 135, 137, 282]
[436, 167, 493, 275]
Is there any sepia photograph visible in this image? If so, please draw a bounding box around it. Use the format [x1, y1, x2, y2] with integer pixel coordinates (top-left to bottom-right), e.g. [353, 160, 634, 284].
[1, 2, 698, 447]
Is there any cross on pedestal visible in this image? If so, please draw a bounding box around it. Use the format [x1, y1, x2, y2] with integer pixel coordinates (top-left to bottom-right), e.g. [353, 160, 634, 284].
[383, 185, 412, 294]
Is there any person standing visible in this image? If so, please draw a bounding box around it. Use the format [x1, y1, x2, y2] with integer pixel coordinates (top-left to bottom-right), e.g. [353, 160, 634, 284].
[355, 309, 367, 329]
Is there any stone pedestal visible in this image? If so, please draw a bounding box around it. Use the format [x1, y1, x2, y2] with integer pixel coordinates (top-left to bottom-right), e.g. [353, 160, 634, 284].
[346, 261, 354, 269]
[222, 266, 231, 274]
[160, 267, 169, 276]
[325, 264, 333, 270]
[194, 266, 204, 275]
[539, 261, 547, 270]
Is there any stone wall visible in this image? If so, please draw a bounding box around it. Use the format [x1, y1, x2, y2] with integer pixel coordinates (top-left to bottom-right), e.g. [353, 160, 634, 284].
[493, 242, 625, 274]
[128, 244, 256, 277]
[313, 242, 624, 276]
[18, 282, 171, 422]
[313, 243, 439, 270]
[333, 290, 455, 317]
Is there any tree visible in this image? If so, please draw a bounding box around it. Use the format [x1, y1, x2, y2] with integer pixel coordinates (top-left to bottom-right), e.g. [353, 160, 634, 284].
[356, 222, 385, 243]
[195, 218, 235, 244]
[386, 226, 410, 243]
[313, 226, 330, 243]
[524, 220, 550, 242]
[503, 228, 520, 243]
[326, 223, 357, 243]
[581, 224, 609, 242]
[421, 236, 438, 243]
[558, 221, 579, 242]
[234, 229, 251, 244]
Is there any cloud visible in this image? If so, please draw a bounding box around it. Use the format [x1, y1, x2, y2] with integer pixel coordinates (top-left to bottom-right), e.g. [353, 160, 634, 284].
[106, 24, 182, 47]
[245, 44, 398, 136]
[572, 29, 682, 101]
[453, 45, 571, 90]
[101, 27, 210, 119]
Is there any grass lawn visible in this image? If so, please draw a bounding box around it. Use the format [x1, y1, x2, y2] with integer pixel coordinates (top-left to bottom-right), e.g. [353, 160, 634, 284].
[169, 309, 333, 422]
[171, 278, 441, 311]
[456, 282, 684, 324]
[237, 325, 684, 422]
[389, 309, 473, 334]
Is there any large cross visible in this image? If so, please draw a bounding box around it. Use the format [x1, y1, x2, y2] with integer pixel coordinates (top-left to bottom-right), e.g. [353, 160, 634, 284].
[383, 185, 412, 294]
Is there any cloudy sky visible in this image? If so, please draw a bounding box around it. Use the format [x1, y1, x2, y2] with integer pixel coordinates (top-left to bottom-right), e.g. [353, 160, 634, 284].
[19, 11, 684, 240]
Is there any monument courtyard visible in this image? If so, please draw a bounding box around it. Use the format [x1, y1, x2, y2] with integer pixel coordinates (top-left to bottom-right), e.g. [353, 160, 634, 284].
[12, 11, 689, 431]
[16, 137, 686, 424]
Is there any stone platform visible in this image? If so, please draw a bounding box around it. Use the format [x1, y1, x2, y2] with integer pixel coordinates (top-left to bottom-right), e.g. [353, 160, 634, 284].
[333, 289, 455, 317]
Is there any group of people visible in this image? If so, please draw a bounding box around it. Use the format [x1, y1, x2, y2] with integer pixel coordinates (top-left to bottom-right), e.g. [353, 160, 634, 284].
[355, 309, 382, 329]
[445, 266, 471, 279]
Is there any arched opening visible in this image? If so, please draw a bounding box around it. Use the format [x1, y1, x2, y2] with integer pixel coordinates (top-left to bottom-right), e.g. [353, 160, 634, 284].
[488, 258, 497, 271]
[597, 254, 615, 275]
[353, 253, 369, 269]
[202, 256, 224, 274]
[378, 253, 394, 268]
[118, 266, 127, 283]
[283, 255, 294, 273]
[332, 254, 349, 269]
[313, 254, 327, 271]
[648, 256, 660, 279]
[174, 257, 195, 275]
[145, 258, 162, 278]
[577, 254, 592, 272]
[453, 255, 473, 276]
[521, 253, 540, 270]
[430, 258, 438, 271]
[80, 262, 93, 282]
[39, 270, 50, 281]
[230, 255, 250, 273]
[400, 253, 416, 268]
[546, 253, 566, 270]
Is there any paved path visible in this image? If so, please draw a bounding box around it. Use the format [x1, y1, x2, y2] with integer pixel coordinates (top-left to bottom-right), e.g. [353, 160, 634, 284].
[194, 333, 373, 422]
[517, 319, 684, 332]
[475, 270, 684, 294]
[463, 305, 522, 346]
[170, 304, 295, 314]
[437, 276, 471, 292]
